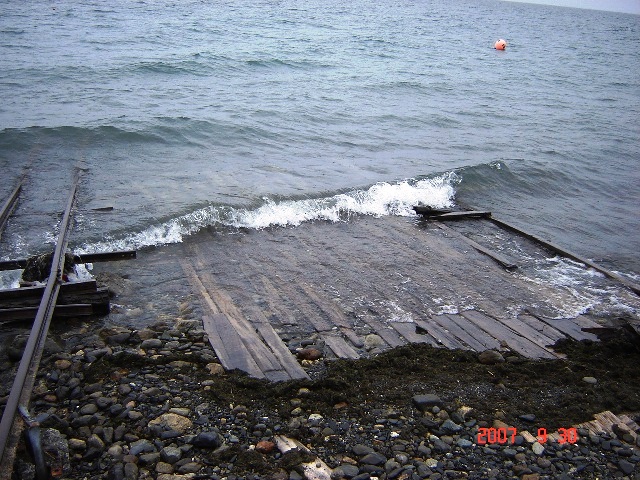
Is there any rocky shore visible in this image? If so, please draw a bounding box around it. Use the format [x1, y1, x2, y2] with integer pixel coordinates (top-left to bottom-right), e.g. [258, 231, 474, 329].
[2, 315, 640, 480]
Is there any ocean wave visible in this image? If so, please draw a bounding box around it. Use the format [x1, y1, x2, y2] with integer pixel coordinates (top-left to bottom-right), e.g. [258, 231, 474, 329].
[0, 124, 165, 150]
[75, 173, 457, 254]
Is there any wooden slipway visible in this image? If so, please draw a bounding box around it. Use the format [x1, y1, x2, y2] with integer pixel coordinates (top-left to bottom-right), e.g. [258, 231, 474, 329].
[149, 214, 639, 381]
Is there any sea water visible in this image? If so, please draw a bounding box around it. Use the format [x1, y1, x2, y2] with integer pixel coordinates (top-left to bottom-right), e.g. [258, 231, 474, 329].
[1, 0, 639, 281]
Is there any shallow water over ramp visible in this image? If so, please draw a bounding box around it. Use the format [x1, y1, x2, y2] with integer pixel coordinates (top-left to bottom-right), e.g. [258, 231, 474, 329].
[95, 214, 640, 380]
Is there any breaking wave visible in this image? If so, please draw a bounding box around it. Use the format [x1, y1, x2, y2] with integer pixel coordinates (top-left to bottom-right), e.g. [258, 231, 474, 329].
[76, 173, 456, 254]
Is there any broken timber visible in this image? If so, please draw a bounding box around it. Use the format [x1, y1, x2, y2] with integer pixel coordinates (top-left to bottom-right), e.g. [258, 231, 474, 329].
[0, 179, 23, 241]
[413, 206, 640, 297]
[0, 250, 137, 272]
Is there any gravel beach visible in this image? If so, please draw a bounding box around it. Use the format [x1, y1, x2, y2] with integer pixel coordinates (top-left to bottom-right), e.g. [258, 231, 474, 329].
[2, 311, 639, 480]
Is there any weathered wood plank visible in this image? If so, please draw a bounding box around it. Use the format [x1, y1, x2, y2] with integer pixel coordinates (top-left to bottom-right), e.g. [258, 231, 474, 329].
[414, 318, 468, 350]
[321, 334, 360, 360]
[0, 280, 99, 301]
[438, 314, 502, 351]
[182, 253, 287, 376]
[298, 282, 352, 329]
[362, 317, 406, 348]
[430, 314, 487, 352]
[0, 180, 22, 241]
[535, 316, 599, 342]
[0, 304, 94, 322]
[253, 321, 310, 380]
[0, 251, 137, 272]
[179, 258, 221, 315]
[340, 327, 364, 349]
[390, 321, 438, 346]
[461, 310, 557, 359]
[492, 315, 559, 351]
[413, 207, 492, 220]
[436, 223, 517, 271]
[517, 314, 566, 344]
[202, 314, 265, 379]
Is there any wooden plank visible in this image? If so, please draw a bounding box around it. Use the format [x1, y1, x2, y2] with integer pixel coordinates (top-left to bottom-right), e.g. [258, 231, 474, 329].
[274, 436, 332, 480]
[444, 314, 502, 351]
[181, 254, 287, 376]
[257, 274, 300, 327]
[491, 315, 559, 351]
[414, 318, 468, 350]
[0, 304, 94, 322]
[437, 223, 517, 271]
[73, 250, 137, 263]
[0, 251, 137, 271]
[179, 258, 221, 315]
[0, 280, 98, 301]
[535, 316, 599, 342]
[413, 207, 491, 220]
[340, 327, 364, 348]
[298, 282, 352, 329]
[0, 180, 22, 240]
[431, 314, 489, 352]
[461, 310, 557, 358]
[188, 244, 301, 376]
[517, 314, 566, 344]
[202, 314, 265, 379]
[361, 316, 405, 348]
[573, 315, 604, 330]
[390, 321, 438, 346]
[321, 334, 360, 360]
[254, 321, 310, 380]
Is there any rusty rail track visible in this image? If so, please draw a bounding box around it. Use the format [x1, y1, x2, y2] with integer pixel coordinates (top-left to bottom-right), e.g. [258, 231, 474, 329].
[0, 179, 23, 241]
[0, 174, 79, 477]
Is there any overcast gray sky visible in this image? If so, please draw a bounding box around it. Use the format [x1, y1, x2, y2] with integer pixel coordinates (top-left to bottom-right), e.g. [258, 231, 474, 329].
[503, 0, 640, 14]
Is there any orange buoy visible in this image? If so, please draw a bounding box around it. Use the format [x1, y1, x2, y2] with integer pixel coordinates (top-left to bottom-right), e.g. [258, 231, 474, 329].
[494, 39, 507, 50]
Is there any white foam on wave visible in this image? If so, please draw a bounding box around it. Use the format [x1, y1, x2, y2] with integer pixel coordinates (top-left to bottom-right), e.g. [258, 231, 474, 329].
[76, 174, 456, 254]
[522, 256, 638, 319]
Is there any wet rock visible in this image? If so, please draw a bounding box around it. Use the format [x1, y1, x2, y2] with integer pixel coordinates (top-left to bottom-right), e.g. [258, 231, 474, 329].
[352, 444, 375, 456]
[141, 338, 163, 349]
[360, 452, 386, 465]
[478, 350, 505, 364]
[532, 442, 545, 455]
[148, 413, 193, 434]
[128, 439, 154, 455]
[412, 394, 443, 411]
[255, 440, 276, 454]
[160, 446, 182, 464]
[332, 464, 360, 478]
[440, 419, 463, 434]
[619, 459, 636, 475]
[206, 362, 225, 375]
[364, 334, 384, 350]
[297, 348, 322, 361]
[191, 430, 224, 449]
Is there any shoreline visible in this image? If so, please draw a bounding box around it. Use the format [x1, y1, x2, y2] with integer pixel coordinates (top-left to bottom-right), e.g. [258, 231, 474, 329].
[2, 314, 639, 479]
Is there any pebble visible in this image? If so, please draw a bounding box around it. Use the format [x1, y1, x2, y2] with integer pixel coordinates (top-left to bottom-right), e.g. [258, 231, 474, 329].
[17, 319, 639, 480]
[478, 350, 505, 364]
[412, 394, 443, 411]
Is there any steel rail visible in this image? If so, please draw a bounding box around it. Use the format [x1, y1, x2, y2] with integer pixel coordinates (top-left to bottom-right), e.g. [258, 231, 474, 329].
[0, 173, 80, 476]
[0, 179, 23, 240]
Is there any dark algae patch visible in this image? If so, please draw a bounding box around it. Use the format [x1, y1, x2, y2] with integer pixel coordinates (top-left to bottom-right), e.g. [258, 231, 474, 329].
[88, 328, 640, 430]
[193, 330, 639, 431]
